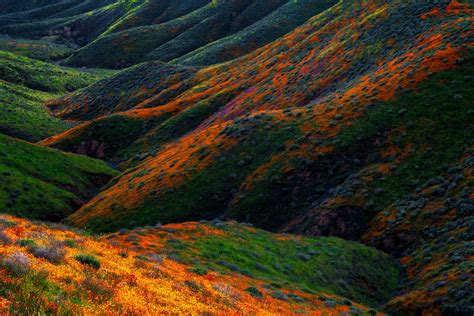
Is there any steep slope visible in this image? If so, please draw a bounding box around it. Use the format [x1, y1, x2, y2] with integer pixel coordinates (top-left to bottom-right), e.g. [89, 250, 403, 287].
[0, 0, 338, 69]
[0, 134, 118, 221]
[0, 214, 400, 314]
[0, 50, 111, 142]
[363, 150, 473, 315]
[43, 1, 473, 237]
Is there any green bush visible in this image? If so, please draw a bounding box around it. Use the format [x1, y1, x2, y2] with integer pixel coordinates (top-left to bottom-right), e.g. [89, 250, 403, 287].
[75, 254, 101, 269]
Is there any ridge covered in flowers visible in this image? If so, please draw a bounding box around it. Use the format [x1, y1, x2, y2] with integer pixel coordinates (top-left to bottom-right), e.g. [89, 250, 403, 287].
[0, 214, 398, 314]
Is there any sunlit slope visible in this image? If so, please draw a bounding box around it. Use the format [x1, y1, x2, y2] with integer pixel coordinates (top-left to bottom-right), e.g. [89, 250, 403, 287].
[0, 214, 399, 314]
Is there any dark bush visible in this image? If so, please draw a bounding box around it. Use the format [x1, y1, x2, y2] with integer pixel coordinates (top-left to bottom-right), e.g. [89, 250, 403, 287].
[75, 254, 101, 269]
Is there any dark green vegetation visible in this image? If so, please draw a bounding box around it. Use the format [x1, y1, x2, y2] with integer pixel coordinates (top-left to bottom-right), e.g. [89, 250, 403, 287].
[121, 221, 401, 308]
[0, 0, 472, 314]
[0, 133, 118, 221]
[0, 0, 337, 69]
[338, 52, 473, 211]
[74, 254, 101, 269]
[0, 36, 74, 61]
[78, 116, 302, 233]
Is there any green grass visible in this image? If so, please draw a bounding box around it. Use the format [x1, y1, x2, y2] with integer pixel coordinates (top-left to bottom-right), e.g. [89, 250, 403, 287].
[0, 50, 113, 142]
[0, 80, 69, 142]
[165, 222, 400, 307]
[0, 50, 104, 94]
[74, 254, 101, 269]
[0, 133, 119, 221]
[64, 0, 337, 68]
[81, 115, 301, 232]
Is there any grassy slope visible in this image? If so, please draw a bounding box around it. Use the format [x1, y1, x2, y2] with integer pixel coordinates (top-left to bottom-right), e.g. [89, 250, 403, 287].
[0, 215, 400, 314]
[286, 49, 474, 237]
[0, 134, 119, 221]
[171, 0, 336, 66]
[0, 50, 112, 142]
[47, 61, 197, 121]
[0, 0, 137, 46]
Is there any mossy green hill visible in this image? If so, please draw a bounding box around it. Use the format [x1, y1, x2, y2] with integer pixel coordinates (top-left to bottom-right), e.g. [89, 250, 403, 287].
[0, 133, 118, 221]
[0, 50, 113, 142]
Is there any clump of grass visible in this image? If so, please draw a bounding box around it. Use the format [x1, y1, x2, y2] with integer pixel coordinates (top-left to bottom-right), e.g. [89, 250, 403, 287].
[245, 286, 263, 298]
[75, 254, 101, 269]
[188, 265, 208, 276]
[63, 239, 77, 248]
[16, 239, 36, 248]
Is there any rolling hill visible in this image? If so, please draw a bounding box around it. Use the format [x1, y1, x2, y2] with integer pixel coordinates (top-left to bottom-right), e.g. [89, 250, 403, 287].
[0, 0, 472, 314]
[0, 50, 112, 141]
[42, 0, 472, 236]
[0, 49, 118, 221]
[0, 0, 338, 69]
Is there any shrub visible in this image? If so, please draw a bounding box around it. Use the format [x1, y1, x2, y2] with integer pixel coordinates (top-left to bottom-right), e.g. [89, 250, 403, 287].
[17, 239, 36, 248]
[63, 239, 77, 248]
[188, 266, 208, 276]
[4, 252, 31, 276]
[245, 286, 263, 298]
[75, 254, 101, 269]
[30, 240, 66, 264]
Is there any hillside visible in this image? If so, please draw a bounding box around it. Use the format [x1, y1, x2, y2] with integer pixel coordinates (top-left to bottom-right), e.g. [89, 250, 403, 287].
[0, 49, 118, 221]
[43, 0, 472, 235]
[0, 50, 111, 141]
[0, 0, 338, 69]
[0, 134, 118, 221]
[0, 215, 399, 314]
[0, 0, 472, 314]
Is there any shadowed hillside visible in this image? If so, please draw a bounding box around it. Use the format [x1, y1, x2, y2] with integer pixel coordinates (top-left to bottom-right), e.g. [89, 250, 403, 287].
[0, 0, 338, 69]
